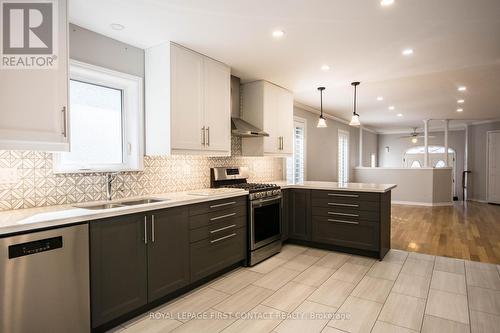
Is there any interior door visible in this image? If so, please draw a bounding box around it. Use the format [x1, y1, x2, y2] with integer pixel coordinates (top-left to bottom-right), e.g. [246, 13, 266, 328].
[170, 44, 204, 152]
[203, 57, 231, 154]
[488, 131, 500, 204]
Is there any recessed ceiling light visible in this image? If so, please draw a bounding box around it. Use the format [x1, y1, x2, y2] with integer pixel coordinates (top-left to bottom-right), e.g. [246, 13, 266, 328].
[110, 23, 125, 31]
[272, 30, 285, 38]
[388, 106, 395, 110]
[457, 108, 463, 112]
[380, 0, 395, 6]
[321, 65, 330, 71]
[396, 113, 403, 117]
[402, 48, 414, 56]
[377, 96, 384, 101]
[458, 86, 467, 92]
[457, 99, 465, 104]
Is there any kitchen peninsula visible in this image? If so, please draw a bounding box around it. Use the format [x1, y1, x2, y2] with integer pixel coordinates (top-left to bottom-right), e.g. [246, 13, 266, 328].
[279, 181, 396, 260]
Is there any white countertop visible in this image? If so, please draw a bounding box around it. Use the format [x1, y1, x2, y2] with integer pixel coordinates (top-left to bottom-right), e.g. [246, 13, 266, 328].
[272, 181, 397, 193]
[0, 188, 248, 236]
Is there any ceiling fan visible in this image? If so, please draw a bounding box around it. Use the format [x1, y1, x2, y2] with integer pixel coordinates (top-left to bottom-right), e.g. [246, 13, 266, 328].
[399, 128, 435, 144]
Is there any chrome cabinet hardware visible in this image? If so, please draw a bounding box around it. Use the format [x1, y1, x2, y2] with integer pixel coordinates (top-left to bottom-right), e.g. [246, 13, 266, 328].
[143, 216, 148, 244]
[210, 224, 236, 234]
[327, 202, 359, 208]
[61, 106, 68, 137]
[210, 233, 237, 243]
[328, 211, 359, 217]
[206, 126, 210, 146]
[151, 214, 155, 243]
[327, 193, 359, 198]
[201, 126, 206, 145]
[210, 212, 236, 221]
[209, 201, 236, 208]
[327, 218, 359, 225]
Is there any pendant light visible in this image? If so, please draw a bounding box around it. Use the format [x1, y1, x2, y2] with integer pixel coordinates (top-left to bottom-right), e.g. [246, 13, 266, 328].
[317, 87, 327, 128]
[349, 81, 361, 127]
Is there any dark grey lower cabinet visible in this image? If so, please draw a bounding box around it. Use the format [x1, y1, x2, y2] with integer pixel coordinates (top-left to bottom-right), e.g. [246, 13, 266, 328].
[147, 207, 190, 302]
[90, 213, 148, 328]
[288, 189, 311, 241]
[90, 207, 189, 329]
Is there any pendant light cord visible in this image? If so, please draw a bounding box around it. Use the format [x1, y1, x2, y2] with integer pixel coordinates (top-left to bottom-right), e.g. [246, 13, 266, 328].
[351, 82, 360, 116]
[318, 87, 326, 118]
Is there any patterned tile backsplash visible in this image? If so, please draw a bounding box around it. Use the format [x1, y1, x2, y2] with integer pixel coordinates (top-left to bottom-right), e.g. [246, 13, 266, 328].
[0, 138, 284, 211]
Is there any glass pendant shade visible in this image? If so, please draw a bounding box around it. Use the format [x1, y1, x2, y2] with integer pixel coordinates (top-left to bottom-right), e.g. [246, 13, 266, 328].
[317, 116, 327, 128]
[349, 114, 360, 126]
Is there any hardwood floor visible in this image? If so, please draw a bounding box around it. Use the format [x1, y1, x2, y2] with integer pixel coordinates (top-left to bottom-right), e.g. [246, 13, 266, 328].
[391, 201, 500, 264]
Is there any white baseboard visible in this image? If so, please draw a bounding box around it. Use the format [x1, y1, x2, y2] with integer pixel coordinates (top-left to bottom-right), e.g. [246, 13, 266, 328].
[392, 200, 453, 207]
[468, 198, 488, 203]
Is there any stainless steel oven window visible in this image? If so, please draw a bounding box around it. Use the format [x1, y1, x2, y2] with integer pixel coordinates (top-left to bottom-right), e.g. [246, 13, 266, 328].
[250, 196, 282, 250]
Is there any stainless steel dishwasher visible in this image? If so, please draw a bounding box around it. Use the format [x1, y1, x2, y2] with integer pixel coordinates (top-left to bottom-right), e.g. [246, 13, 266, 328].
[0, 224, 90, 333]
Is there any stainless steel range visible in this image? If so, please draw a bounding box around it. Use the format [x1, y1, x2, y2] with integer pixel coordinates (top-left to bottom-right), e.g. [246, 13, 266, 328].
[211, 167, 282, 266]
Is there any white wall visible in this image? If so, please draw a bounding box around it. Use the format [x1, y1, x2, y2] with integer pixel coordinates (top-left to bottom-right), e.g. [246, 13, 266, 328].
[293, 106, 360, 182]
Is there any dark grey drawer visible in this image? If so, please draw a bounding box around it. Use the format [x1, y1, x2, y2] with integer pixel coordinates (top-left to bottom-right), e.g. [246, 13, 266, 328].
[190, 215, 246, 243]
[312, 206, 380, 222]
[311, 216, 379, 251]
[190, 227, 246, 282]
[189, 204, 246, 230]
[189, 196, 247, 216]
[312, 190, 380, 202]
[312, 198, 380, 212]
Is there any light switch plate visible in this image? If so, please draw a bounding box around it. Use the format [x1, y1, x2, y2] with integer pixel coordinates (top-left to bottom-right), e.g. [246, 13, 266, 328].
[0, 168, 19, 184]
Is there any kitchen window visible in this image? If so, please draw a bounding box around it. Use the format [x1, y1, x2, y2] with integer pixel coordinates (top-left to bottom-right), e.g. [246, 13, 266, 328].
[338, 129, 349, 183]
[286, 117, 306, 183]
[54, 61, 143, 173]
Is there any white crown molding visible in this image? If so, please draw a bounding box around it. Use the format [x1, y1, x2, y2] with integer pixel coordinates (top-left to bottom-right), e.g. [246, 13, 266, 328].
[293, 101, 378, 134]
[377, 125, 466, 135]
[469, 118, 500, 126]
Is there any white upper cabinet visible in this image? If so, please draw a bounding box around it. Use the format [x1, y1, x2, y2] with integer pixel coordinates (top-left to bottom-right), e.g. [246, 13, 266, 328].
[241, 81, 294, 156]
[145, 43, 231, 156]
[0, 0, 69, 151]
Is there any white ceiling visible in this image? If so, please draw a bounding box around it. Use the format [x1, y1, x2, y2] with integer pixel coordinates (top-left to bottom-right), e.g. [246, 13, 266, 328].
[69, 0, 500, 132]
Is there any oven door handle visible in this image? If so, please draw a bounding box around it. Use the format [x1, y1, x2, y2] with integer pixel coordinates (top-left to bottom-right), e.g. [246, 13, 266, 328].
[251, 196, 282, 207]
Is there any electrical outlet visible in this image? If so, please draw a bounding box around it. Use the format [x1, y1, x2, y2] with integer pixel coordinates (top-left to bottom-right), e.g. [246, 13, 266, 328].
[0, 168, 19, 184]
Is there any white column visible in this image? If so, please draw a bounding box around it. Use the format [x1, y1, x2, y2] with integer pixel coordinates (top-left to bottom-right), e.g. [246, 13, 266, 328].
[359, 126, 363, 167]
[444, 119, 449, 167]
[424, 120, 429, 167]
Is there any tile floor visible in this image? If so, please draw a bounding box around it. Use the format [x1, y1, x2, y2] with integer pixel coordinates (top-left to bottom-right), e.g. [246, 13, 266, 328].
[108, 245, 500, 333]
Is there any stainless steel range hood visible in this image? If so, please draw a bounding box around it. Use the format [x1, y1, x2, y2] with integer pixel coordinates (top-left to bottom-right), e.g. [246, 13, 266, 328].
[231, 76, 269, 137]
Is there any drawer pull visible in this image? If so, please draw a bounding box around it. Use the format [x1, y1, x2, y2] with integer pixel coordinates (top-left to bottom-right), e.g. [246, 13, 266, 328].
[210, 233, 237, 243]
[328, 212, 359, 217]
[328, 202, 359, 208]
[210, 201, 236, 209]
[210, 212, 236, 221]
[327, 218, 359, 225]
[327, 193, 359, 198]
[210, 224, 236, 234]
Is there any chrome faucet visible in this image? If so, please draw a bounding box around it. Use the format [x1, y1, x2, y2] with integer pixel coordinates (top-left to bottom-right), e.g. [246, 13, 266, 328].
[105, 173, 119, 201]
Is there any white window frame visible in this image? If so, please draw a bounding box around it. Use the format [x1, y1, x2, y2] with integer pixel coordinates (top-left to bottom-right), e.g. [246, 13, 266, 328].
[338, 129, 349, 183]
[54, 60, 144, 173]
[286, 116, 307, 183]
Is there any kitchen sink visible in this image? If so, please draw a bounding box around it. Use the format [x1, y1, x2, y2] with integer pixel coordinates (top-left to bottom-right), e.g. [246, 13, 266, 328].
[119, 198, 169, 206]
[78, 203, 125, 210]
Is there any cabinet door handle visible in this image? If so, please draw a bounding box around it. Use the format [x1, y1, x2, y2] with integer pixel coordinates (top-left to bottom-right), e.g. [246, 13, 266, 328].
[206, 126, 210, 146]
[201, 126, 206, 146]
[210, 212, 236, 221]
[144, 216, 148, 244]
[327, 202, 359, 208]
[327, 218, 359, 225]
[210, 201, 236, 209]
[61, 106, 68, 137]
[327, 193, 359, 198]
[210, 224, 236, 234]
[281, 136, 284, 150]
[151, 214, 155, 243]
[328, 211, 359, 217]
[210, 233, 237, 244]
